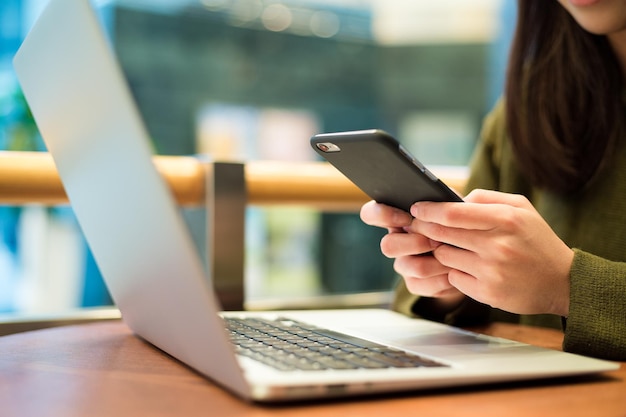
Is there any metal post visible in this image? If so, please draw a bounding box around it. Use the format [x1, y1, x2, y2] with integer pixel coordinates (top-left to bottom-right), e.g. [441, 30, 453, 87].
[203, 160, 246, 311]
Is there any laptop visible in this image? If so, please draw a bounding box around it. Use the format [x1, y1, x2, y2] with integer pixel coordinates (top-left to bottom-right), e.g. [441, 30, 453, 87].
[13, 0, 618, 403]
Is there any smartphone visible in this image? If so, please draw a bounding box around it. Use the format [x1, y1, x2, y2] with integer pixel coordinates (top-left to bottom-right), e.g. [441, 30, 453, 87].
[310, 129, 463, 212]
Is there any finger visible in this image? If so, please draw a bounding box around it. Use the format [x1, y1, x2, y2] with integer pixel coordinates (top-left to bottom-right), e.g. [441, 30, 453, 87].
[409, 220, 485, 253]
[464, 189, 532, 208]
[410, 189, 533, 230]
[445, 269, 487, 304]
[431, 245, 511, 308]
[380, 232, 434, 258]
[430, 287, 463, 298]
[431, 244, 483, 276]
[411, 198, 528, 232]
[394, 254, 451, 279]
[360, 200, 413, 229]
[404, 273, 456, 298]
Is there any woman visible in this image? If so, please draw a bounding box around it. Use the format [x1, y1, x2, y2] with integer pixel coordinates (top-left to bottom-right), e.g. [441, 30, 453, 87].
[360, 0, 626, 361]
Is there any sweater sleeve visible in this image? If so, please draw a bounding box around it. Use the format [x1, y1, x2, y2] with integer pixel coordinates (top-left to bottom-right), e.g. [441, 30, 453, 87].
[564, 249, 626, 361]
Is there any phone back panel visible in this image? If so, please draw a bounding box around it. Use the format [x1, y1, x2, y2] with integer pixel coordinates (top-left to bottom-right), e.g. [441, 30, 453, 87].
[311, 130, 462, 212]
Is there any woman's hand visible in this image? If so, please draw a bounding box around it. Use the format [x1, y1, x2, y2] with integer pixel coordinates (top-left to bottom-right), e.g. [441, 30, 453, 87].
[408, 189, 574, 317]
[360, 200, 464, 302]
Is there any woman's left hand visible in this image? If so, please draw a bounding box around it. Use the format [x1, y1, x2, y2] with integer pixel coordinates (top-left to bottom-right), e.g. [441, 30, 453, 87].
[408, 189, 574, 317]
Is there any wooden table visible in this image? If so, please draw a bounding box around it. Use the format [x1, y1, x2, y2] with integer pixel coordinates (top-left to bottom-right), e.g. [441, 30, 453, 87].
[1, 321, 624, 417]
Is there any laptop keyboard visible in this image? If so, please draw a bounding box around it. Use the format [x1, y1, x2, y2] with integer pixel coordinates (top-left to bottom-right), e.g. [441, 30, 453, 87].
[225, 317, 447, 372]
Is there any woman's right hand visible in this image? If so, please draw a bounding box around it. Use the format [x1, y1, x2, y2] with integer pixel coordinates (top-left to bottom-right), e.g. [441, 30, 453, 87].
[360, 200, 464, 300]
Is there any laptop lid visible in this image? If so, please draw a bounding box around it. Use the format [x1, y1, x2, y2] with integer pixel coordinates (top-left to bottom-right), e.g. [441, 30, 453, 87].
[13, 0, 250, 399]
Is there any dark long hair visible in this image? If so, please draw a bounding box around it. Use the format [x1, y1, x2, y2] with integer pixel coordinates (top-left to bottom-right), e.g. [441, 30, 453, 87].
[505, 0, 624, 194]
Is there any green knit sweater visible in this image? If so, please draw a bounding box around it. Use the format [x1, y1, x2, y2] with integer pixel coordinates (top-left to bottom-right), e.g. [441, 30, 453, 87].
[392, 100, 626, 361]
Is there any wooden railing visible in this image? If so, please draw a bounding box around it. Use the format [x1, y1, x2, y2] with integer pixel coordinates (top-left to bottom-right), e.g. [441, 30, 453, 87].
[0, 151, 467, 210]
[0, 150, 469, 317]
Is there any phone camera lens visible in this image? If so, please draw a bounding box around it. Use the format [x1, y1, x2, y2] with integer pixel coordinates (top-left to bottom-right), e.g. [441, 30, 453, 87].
[316, 142, 340, 153]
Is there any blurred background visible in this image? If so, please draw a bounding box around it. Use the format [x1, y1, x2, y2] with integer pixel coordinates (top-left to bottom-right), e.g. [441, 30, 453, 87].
[0, 0, 515, 314]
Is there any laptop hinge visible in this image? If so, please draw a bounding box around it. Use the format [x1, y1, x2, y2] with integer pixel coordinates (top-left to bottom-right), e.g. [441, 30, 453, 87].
[203, 160, 246, 311]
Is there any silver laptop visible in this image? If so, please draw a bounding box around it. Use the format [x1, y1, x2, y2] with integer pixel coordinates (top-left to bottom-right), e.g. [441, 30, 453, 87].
[13, 0, 618, 403]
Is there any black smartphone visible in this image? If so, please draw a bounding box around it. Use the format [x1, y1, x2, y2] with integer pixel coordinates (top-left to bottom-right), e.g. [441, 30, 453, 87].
[310, 129, 463, 212]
